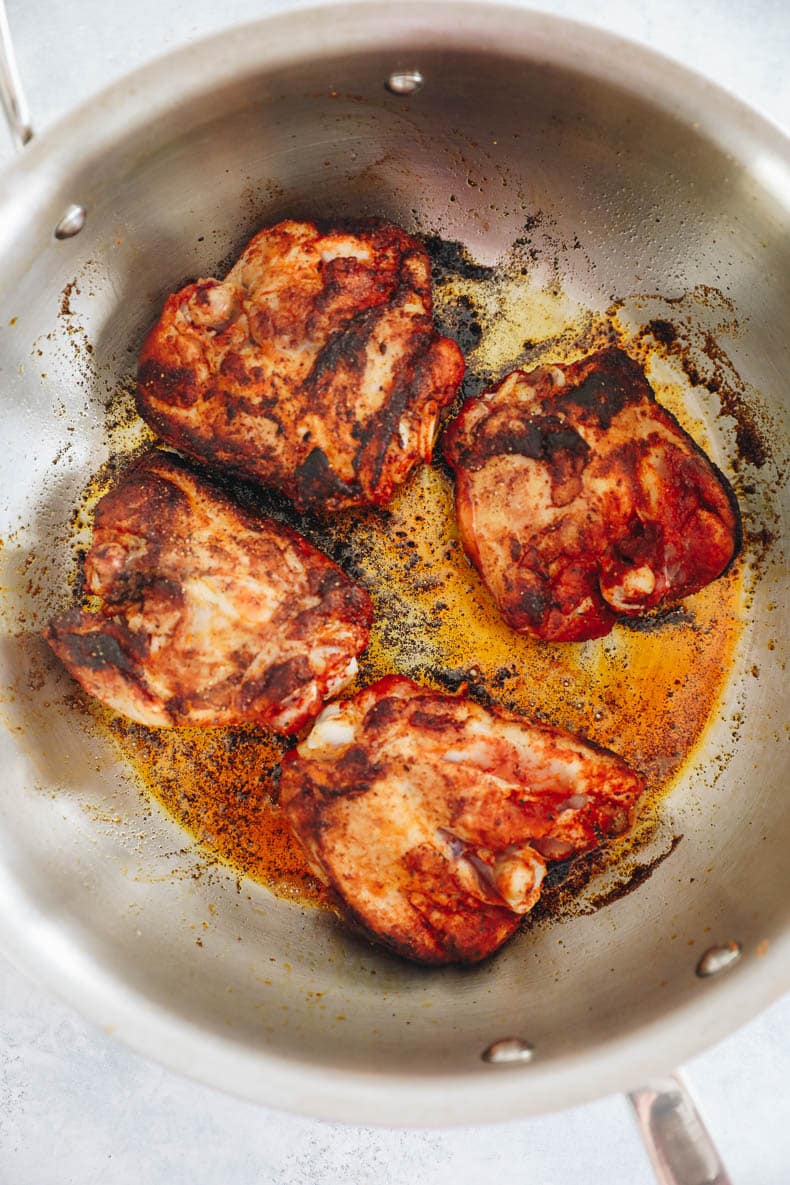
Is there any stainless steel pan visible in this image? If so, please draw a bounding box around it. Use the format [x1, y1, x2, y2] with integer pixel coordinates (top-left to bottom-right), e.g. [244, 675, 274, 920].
[0, 0, 786, 1164]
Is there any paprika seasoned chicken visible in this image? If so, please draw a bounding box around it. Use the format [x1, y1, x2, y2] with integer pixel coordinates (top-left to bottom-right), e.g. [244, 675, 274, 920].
[137, 220, 464, 512]
[443, 347, 740, 642]
[45, 451, 372, 731]
[280, 676, 645, 965]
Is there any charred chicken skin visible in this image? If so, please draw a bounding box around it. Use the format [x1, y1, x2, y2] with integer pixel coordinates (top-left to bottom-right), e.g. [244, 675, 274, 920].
[45, 451, 372, 731]
[443, 347, 740, 642]
[137, 220, 465, 512]
[280, 676, 645, 965]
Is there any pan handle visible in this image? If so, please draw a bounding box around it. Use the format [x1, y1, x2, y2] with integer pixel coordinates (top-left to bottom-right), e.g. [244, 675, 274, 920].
[0, 0, 32, 149]
[628, 1074, 733, 1185]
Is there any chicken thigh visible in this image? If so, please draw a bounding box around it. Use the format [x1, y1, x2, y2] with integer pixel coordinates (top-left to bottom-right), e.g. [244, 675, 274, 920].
[137, 220, 465, 512]
[46, 451, 372, 730]
[280, 676, 645, 964]
[443, 347, 740, 641]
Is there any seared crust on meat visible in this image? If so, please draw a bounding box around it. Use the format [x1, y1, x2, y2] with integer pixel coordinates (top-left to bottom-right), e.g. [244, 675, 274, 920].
[443, 347, 740, 641]
[137, 220, 464, 512]
[280, 676, 645, 964]
[45, 451, 372, 730]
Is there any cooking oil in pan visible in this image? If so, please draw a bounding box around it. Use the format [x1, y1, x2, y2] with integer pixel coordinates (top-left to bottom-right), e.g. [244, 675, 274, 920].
[85, 233, 746, 914]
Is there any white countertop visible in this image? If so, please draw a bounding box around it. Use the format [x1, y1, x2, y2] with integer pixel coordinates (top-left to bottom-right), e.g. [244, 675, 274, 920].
[1, 1, 788, 1182]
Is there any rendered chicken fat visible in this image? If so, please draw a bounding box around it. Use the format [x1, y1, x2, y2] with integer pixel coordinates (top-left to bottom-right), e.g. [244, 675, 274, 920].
[137, 220, 465, 511]
[45, 451, 372, 730]
[280, 676, 645, 965]
[443, 347, 741, 642]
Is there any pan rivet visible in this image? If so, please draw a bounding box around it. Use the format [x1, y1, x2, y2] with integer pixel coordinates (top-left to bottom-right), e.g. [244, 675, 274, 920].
[696, 941, 742, 978]
[54, 204, 87, 240]
[482, 1037, 534, 1064]
[386, 70, 424, 96]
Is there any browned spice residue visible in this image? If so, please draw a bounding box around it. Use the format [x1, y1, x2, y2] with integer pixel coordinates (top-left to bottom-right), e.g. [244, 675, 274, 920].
[107, 716, 329, 906]
[632, 303, 773, 473]
[59, 280, 78, 319]
[643, 318, 677, 348]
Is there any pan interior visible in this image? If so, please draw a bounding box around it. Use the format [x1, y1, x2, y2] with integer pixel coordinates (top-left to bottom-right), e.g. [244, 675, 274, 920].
[0, 10, 786, 1121]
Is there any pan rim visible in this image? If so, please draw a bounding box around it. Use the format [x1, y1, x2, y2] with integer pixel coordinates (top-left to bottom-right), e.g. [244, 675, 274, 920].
[0, 1, 788, 221]
[0, 0, 787, 1123]
[2, 879, 787, 1125]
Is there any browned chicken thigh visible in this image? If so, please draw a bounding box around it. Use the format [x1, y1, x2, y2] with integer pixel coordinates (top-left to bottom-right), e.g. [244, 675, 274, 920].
[443, 347, 740, 642]
[137, 220, 464, 512]
[46, 451, 372, 731]
[280, 676, 645, 964]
